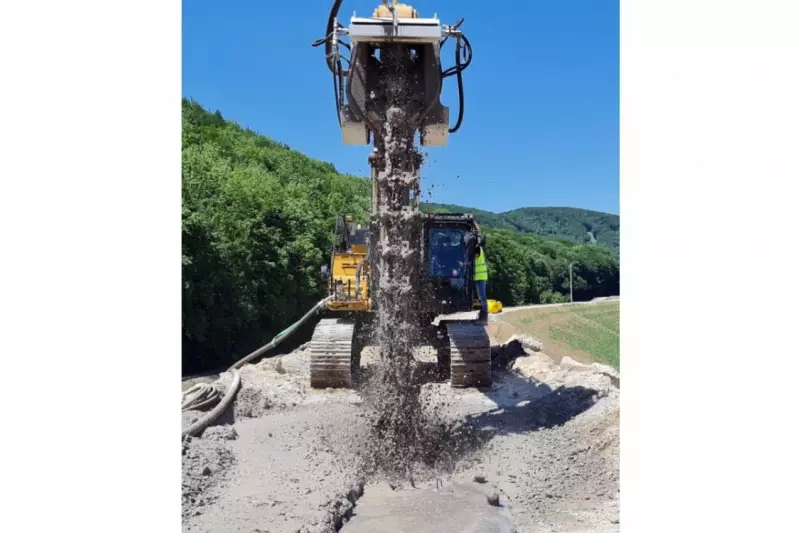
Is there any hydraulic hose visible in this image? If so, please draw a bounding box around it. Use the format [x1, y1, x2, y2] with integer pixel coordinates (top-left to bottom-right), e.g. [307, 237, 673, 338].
[448, 34, 472, 133]
[182, 296, 333, 438]
[325, 0, 344, 73]
[312, 0, 345, 125]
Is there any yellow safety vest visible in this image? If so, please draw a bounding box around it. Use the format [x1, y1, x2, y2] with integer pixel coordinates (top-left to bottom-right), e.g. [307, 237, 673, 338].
[474, 248, 488, 281]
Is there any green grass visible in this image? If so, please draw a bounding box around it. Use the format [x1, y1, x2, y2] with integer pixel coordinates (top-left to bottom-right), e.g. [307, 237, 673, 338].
[548, 303, 619, 369]
[504, 301, 619, 369]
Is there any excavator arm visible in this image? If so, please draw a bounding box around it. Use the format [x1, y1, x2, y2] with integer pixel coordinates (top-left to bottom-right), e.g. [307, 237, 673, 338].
[309, 2, 490, 390]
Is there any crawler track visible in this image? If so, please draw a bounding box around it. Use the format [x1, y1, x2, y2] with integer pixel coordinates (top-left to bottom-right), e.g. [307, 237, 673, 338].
[446, 322, 491, 388]
[309, 318, 356, 388]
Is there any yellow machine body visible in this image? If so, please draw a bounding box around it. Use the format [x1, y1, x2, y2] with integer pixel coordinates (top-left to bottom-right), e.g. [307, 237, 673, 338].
[325, 216, 372, 313]
[327, 250, 371, 312]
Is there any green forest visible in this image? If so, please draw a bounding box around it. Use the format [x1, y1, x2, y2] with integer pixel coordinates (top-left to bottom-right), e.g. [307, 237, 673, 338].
[182, 100, 620, 373]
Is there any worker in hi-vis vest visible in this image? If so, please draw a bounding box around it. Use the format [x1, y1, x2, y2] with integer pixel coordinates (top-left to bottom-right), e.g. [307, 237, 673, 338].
[474, 241, 489, 323]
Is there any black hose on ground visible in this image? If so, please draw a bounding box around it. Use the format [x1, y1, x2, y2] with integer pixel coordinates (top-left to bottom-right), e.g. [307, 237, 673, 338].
[182, 369, 241, 439]
[229, 296, 333, 370]
[182, 296, 333, 438]
[182, 382, 220, 411]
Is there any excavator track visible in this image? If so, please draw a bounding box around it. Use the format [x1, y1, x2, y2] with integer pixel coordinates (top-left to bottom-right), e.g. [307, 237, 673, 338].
[446, 322, 491, 388]
[309, 318, 356, 389]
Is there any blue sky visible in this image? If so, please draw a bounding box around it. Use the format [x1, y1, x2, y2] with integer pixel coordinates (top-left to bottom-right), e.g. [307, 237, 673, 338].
[183, 1, 619, 215]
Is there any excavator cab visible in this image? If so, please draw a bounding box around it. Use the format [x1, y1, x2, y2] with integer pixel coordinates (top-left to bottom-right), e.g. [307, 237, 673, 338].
[421, 213, 482, 316]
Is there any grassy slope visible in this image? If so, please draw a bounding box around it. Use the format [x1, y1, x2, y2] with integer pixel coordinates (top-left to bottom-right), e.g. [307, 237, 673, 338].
[421, 203, 620, 253]
[498, 301, 620, 369]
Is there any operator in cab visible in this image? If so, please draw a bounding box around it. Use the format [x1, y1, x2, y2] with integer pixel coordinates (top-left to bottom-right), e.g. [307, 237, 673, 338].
[474, 238, 489, 323]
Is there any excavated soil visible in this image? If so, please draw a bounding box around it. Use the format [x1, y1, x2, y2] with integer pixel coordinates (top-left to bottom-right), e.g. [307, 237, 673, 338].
[181, 344, 620, 532]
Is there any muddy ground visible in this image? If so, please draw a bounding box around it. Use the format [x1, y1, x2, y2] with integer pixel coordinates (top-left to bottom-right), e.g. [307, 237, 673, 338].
[182, 339, 619, 533]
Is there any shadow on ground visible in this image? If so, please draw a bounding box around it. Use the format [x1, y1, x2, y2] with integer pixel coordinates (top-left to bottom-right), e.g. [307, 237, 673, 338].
[471, 381, 600, 435]
[473, 340, 601, 435]
[356, 339, 601, 442]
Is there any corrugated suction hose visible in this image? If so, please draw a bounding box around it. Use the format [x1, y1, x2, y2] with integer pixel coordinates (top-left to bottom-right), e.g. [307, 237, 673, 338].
[182, 296, 333, 438]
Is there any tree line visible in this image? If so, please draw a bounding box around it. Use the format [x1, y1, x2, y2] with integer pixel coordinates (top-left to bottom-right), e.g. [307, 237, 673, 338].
[481, 229, 619, 306]
[182, 100, 620, 374]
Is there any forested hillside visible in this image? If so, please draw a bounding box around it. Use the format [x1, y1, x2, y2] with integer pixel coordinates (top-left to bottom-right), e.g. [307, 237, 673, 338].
[182, 100, 620, 373]
[423, 203, 619, 252]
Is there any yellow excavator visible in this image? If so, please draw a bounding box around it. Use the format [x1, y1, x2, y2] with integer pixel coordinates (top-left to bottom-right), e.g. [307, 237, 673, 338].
[309, 1, 496, 389]
[313, 212, 492, 390]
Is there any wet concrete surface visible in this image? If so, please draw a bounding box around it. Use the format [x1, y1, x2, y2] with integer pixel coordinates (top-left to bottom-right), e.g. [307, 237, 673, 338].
[341, 479, 514, 533]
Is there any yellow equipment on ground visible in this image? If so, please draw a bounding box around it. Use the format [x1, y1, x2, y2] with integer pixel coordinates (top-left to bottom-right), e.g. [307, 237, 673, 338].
[472, 298, 504, 314]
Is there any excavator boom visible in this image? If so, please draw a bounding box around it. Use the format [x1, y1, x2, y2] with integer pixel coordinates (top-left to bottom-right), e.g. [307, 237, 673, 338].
[309, 2, 490, 390]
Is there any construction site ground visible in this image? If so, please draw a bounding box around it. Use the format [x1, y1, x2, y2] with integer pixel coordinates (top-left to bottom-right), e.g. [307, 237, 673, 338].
[182, 310, 620, 533]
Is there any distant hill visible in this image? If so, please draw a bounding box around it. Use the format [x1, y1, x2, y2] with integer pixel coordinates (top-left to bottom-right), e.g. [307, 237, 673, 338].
[421, 203, 619, 253]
